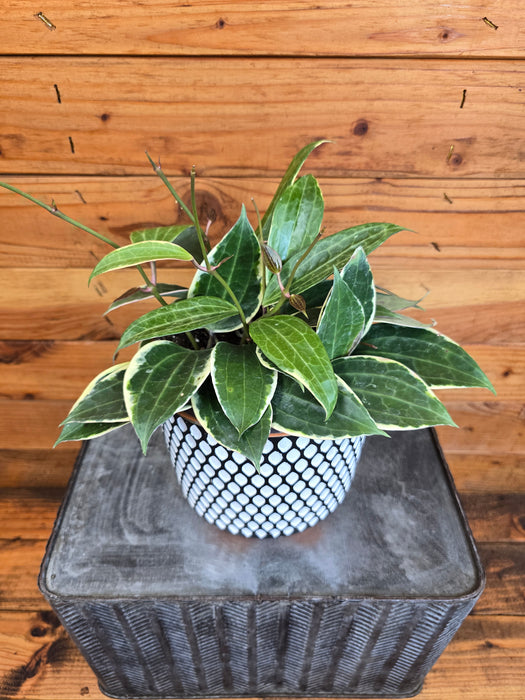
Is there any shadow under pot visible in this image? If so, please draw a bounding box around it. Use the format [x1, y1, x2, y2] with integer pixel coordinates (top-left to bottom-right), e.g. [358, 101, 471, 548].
[163, 413, 366, 539]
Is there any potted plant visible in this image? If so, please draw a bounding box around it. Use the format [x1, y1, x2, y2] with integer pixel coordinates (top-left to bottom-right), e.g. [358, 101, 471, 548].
[0, 141, 494, 539]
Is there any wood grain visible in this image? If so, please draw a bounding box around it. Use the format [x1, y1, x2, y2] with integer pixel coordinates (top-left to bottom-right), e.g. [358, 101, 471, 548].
[448, 454, 525, 494]
[474, 544, 525, 615]
[2, 1, 521, 58]
[1, 176, 524, 268]
[462, 495, 525, 543]
[0, 449, 78, 490]
[1, 58, 524, 177]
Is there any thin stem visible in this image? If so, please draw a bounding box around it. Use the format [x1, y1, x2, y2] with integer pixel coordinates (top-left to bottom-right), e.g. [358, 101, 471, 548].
[145, 152, 194, 222]
[136, 265, 198, 349]
[265, 234, 321, 317]
[190, 166, 212, 268]
[212, 270, 250, 336]
[251, 197, 266, 299]
[0, 181, 119, 249]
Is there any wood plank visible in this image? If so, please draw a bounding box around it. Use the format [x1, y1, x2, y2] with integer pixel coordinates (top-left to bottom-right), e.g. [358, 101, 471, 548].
[2, 176, 525, 268]
[0, 400, 523, 452]
[421, 616, 525, 700]
[0, 613, 523, 700]
[0, 491, 64, 539]
[448, 454, 525, 495]
[1, 58, 524, 177]
[2, 1, 522, 58]
[2, 267, 522, 342]
[0, 539, 48, 611]
[0, 449, 78, 490]
[461, 495, 525, 543]
[436, 402, 525, 455]
[1, 341, 519, 402]
[473, 544, 525, 616]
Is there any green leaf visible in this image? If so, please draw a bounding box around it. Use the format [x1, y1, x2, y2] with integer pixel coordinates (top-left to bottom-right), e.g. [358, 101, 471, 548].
[341, 247, 376, 335]
[60, 363, 129, 424]
[124, 341, 212, 452]
[130, 224, 190, 243]
[192, 382, 272, 469]
[267, 174, 324, 264]
[105, 283, 187, 314]
[250, 315, 338, 418]
[376, 287, 425, 312]
[129, 225, 203, 261]
[356, 324, 495, 392]
[317, 268, 365, 359]
[54, 420, 129, 446]
[271, 374, 384, 439]
[333, 355, 456, 430]
[261, 140, 329, 238]
[212, 343, 277, 435]
[118, 296, 239, 350]
[374, 305, 433, 329]
[189, 206, 262, 331]
[89, 240, 193, 282]
[264, 223, 404, 305]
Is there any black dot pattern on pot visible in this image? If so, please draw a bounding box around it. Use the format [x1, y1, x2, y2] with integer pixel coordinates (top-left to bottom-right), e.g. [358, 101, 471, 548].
[164, 415, 365, 539]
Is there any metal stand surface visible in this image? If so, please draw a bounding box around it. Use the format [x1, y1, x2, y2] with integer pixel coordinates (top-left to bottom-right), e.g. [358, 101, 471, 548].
[40, 427, 484, 698]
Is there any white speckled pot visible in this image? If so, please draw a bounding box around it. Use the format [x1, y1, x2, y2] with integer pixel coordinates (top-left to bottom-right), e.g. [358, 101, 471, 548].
[163, 413, 365, 539]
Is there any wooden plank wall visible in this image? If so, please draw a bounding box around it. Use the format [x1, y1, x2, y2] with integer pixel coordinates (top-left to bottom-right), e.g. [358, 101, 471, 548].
[0, 2, 524, 698]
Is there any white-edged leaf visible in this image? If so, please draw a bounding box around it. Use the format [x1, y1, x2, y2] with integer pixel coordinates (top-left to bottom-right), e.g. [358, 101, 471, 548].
[341, 247, 376, 335]
[89, 240, 193, 282]
[357, 324, 495, 392]
[117, 296, 238, 350]
[333, 355, 456, 430]
[267, 174, 324, 265]
[376, 287, 425, 312]
[250, 315, 338, 418]
[54, 420, 129, 446]
[60, 363, 129, 424]
[124, 341, 213, 452]
[189, 206, 262, 331]
[317, 268, 365, 359]
[374, 305, 434, 329]
[212, 343, 277, 435]
[261, 140, 329, 238]
[130, 224, 189, 243]
[192, 382, 272, 470]
[105, 284, 187, 314]
[271, 374, 385, 439]
[264, 223, 404, 305]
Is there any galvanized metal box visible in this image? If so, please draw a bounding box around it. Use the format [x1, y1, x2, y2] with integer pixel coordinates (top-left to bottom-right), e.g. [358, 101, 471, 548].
[40, 427, 484, 698]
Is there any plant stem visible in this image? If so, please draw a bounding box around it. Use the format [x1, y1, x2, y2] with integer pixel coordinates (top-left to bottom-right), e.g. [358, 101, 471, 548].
[0, 178, 200, 350]
[190, 166, 212, 269]
[0, 181, 120, 249]
[145, 153, 195, 222]
[265, 234, 321, 317]
[251, 197, 267, 299]
[212, 270, 250, 336]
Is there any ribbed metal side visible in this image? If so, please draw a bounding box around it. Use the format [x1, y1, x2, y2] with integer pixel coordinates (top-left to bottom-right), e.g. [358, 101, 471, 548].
[51, 597, 475, 698]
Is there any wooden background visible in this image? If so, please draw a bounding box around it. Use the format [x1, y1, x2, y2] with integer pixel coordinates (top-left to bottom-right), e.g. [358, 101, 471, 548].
[0, 1, 524, 698]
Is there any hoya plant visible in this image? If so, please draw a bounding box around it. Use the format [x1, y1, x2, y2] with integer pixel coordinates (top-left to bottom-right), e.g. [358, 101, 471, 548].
[0, 142, 493, 468]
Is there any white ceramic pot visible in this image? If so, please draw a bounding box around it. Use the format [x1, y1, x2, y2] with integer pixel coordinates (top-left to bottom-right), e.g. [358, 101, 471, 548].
[164, 413, 365, 539]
